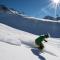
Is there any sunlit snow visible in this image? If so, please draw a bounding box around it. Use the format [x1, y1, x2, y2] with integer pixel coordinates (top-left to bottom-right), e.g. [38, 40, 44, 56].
[0, 23, 60, 60]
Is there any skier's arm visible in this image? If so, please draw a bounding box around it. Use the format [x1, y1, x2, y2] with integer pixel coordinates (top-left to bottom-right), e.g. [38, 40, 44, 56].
[44, 39, 47, 42]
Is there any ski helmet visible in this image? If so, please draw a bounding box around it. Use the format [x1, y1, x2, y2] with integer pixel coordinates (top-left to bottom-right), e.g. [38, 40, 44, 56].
[44, 33, 49, 38]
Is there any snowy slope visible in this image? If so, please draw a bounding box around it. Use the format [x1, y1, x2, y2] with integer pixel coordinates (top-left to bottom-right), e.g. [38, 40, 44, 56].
[0, 23, 60, 60]
[0, 23, 38, 47]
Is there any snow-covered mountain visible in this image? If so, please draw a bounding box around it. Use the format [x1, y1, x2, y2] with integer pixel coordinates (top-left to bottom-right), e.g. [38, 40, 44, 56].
[0, 5, 20, 14]
[0, 23, 60, 60]
[0, 5, 60, 37]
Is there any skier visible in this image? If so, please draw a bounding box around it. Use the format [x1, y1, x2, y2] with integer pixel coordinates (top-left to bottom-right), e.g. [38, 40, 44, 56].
[35, 34, 49, 52]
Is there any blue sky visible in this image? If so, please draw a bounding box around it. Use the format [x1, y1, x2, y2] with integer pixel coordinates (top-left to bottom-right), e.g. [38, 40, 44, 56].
[0, 0, 60, 18]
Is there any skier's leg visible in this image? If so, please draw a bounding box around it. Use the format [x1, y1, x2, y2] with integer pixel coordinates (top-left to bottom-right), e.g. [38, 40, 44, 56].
[38, 43, 44, 52]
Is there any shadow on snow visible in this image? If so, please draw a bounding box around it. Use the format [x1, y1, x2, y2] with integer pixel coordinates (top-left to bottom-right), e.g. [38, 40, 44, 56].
[31, 48, 46, 60]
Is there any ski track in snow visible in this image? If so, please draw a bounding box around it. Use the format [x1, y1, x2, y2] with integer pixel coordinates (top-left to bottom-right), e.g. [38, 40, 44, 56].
[0, 23, 60, 60]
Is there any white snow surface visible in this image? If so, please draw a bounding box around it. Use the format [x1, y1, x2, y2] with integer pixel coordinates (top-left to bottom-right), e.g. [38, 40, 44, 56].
[0, 23, 60, 60]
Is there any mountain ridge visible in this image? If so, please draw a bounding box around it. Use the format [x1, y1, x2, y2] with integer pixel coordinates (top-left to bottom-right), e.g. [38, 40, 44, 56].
[0, 5, 60, 37]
